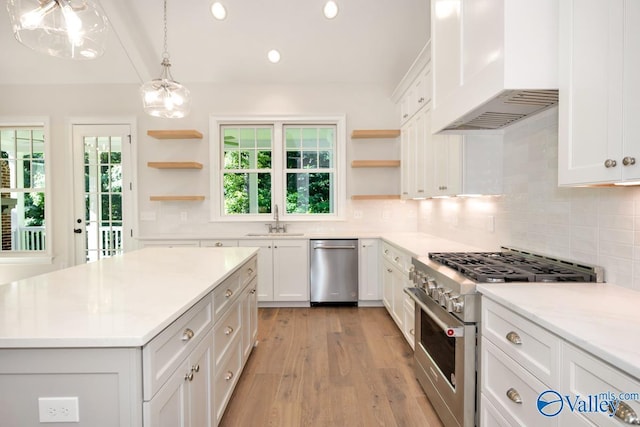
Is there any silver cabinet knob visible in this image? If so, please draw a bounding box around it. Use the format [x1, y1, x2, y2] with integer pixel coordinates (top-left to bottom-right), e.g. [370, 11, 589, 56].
[224, 326, 234, 335]
[604, 159, 617, 168]
[192, 364, 200, 373]
[506, 331, 522, 345]
[225, 371, 234, 381]
[623, 157, 636, 166]
[225, 289, 233, 298]
[418, 97, 425, 103]
[215, 242, 223, 247]
[506, 388, 522, 404]
[182, 328, 194, 341]
[185, 371, 194, 381]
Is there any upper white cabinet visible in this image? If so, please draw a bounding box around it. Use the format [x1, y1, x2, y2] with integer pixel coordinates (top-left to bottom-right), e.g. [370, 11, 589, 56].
[431, 0, 559, 133]
[400, 64, 432, 125]
[558, 0, 640, 185]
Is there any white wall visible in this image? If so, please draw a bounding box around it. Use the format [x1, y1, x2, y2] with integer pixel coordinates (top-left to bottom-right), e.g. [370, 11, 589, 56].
[418, 109, 640, 291]
[0, 82, 417, 283]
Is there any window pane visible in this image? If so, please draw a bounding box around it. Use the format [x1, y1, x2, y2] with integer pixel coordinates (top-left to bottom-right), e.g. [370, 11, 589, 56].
[239, 129, 255, 148]
[257, 151, 272, 168]
[286, 172, 333, 214]
[287, 151, 301, 168]
[319, 151, 332, 168]
[302, 128, 317, 148]
[302, 152, 317, 168]
[319, 128, 334, 148]
[256, 128, 271, 148]
[223, 173, 271, 214]
[224, 129, 239, 148]
[285, 128, 300, 148]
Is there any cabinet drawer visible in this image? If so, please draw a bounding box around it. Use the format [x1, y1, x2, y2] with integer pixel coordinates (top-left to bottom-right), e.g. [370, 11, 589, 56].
[213, 300, 241, 367]
[213, 270, 242, 321]
[214, 337, 242, 422]
[482, 338, 557, 427]
[562, 342, 640, 427]
[482, 298, 560, 387]
[480, 393, 512, 427]
[143, 295, 213, 400]
[239, 256, 257, 288]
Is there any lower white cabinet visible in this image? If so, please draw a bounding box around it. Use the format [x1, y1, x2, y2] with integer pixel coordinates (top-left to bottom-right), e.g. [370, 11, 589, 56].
[380, 241, 414, 348]
[144, 332, 214, 427]
[239, 239, 308, 302]
[358, 238, 380, 301]
[480, 297, 640, 427]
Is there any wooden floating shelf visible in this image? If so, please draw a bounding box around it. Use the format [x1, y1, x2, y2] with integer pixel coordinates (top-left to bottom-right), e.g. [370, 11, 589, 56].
[351, 160, 400, 168]
[150, 195, 205, 201]
[351, 195, 401, 200]
[147, 161, 203, 169]
[147, 130, 203, 140]
[351, 129, 400, 139]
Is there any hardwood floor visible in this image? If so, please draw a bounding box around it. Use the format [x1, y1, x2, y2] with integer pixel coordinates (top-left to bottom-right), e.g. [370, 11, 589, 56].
[219, 307, 444, 427]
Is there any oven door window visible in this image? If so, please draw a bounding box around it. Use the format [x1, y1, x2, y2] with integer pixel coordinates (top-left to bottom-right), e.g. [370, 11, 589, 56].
[420, 313, 456, 388]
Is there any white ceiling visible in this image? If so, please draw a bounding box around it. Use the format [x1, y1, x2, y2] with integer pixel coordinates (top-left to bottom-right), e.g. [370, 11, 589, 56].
[0, 0, 430, 92]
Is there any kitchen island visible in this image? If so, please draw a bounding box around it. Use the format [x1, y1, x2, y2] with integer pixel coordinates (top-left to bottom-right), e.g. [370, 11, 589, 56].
[0, 247, 259, 427]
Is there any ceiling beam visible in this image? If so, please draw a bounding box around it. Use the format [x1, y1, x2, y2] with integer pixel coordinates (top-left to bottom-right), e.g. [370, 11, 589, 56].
[99, 0, 158, 83]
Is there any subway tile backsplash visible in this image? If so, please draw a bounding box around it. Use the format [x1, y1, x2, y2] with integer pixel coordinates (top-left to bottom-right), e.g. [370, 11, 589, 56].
[418, 109, 640, 291]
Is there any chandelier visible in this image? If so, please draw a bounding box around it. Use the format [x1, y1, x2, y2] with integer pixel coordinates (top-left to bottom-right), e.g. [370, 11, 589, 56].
[140, 0, 191, 119]
[6, 0, 109, 60]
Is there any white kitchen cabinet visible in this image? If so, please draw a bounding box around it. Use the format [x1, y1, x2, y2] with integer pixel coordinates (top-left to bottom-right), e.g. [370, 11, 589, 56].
[241, 277, 258, 361]
[380, 241, 415, 347]
[561, 342, 640, 427]
[239, 239, 308, 302]
[400, 63, 432, 126]
[431, 0, 558, 132]
[140, 239, 200, 248]
[431, 133, 462, 197]
[558, 0, 640, 185]
[144, 331, 214, 427]
[401, 106, 430, 199]
[358, 238, 381, 302]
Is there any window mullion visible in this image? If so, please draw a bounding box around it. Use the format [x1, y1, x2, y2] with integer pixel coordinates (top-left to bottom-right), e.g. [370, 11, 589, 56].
[273, 123, 284, 216]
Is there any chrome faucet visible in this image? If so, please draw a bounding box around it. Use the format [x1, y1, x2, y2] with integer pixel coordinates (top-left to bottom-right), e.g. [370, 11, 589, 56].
[266, 204, 287, 233]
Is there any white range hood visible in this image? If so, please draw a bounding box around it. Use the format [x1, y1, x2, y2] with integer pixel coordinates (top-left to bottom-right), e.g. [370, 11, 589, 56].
[431, 0, 559, 133]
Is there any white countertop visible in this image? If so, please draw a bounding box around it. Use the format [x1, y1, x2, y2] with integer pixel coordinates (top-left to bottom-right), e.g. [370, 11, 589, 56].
[0, 247, 257, 348]
[477, 282, 640, 381]
[379, 232, 490, 256]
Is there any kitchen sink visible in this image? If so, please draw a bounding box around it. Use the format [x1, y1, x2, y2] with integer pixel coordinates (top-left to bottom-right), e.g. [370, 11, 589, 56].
[245, 232, 305, 237]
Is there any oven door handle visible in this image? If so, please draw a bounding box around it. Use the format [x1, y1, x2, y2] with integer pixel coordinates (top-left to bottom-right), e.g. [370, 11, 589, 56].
[404, 287, 464, 337]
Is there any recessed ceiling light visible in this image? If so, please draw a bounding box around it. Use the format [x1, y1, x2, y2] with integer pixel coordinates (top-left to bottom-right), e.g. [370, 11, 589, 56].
[323, 1, 339, 19]
[211, 2, 227, 20]
[267, 49, 281, 63]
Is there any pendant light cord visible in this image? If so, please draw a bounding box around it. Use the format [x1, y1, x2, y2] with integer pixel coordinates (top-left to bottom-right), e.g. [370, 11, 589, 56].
[163, 0, 169, 60]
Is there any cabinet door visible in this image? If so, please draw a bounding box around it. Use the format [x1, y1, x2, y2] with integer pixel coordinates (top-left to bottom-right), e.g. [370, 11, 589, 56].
[382, 259, 394, 312]
[239, 240, 274, 301]
[273, 239, 309, 301]
[144, 360, 190, 427]
[432, 134, 462, 196]
[189, 334, 213, 427]
[622, 0, 640, 180]
[242, 277, 258, 361]
[413, 108, 428, 197]
[559, 0, 624, 185]
[391, 267, 405, 329]
[358, 239, 380, 301]
[432, 0, 462, 111]
[400, 119, 417, 199]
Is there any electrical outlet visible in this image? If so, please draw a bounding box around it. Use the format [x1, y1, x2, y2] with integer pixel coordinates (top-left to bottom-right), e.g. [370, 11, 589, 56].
[38, 397, 79, 423]
[353, 209, 363, 219]
[180, 211, 188, 222]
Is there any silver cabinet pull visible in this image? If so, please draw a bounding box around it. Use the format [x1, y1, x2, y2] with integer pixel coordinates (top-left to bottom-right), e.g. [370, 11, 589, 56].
[506, 331, 522, 345]
[215, 242, 223, 247]
[182, 328, 194, 341]
[225, 326, 234, 335]
[623, 157, 636, 166]
[506, 388, 522, 404]
[185, 371, 194, 381]
[225, 289, 233, 298]
[225, 371, 234, 381]
[387, 268, 393, 273]
[608, 401, 640, 425]
[605, 159, 618, 168]
[250, 288, 257, 294]
[192, 364, 200, 373]
[247, 268, 254, 274]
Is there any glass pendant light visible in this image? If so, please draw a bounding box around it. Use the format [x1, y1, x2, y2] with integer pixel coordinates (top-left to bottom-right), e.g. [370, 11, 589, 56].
[6, 0, 109, 60]
[140, 0, 191, 119]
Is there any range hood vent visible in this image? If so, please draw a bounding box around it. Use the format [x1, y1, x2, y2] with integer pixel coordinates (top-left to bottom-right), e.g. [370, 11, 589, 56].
[444, 90, 559, 131]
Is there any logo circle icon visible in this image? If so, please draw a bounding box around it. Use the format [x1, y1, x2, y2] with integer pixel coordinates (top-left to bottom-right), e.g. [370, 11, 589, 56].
[537, 390, 563, 417]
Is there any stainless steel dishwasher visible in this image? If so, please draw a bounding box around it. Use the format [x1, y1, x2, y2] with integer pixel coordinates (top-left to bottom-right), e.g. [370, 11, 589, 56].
[309, 239, 359, 306]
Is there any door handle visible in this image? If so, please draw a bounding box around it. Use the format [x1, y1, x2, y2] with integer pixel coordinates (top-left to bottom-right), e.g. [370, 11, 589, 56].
[313, 245, 357, 250]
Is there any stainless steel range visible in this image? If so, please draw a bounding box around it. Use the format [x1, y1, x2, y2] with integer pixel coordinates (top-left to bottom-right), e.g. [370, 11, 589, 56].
[404, 247, 603, 427]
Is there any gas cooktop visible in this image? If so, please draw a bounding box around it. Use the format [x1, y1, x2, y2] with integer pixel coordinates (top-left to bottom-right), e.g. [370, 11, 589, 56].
[428, 248, 602, 283]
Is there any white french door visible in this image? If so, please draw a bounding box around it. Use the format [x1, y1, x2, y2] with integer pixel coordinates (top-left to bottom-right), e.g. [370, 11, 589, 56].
[72, 124, 133, 264]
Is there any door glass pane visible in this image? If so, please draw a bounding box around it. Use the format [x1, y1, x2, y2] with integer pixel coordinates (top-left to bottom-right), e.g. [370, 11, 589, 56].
[83, 135, 123, 262]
